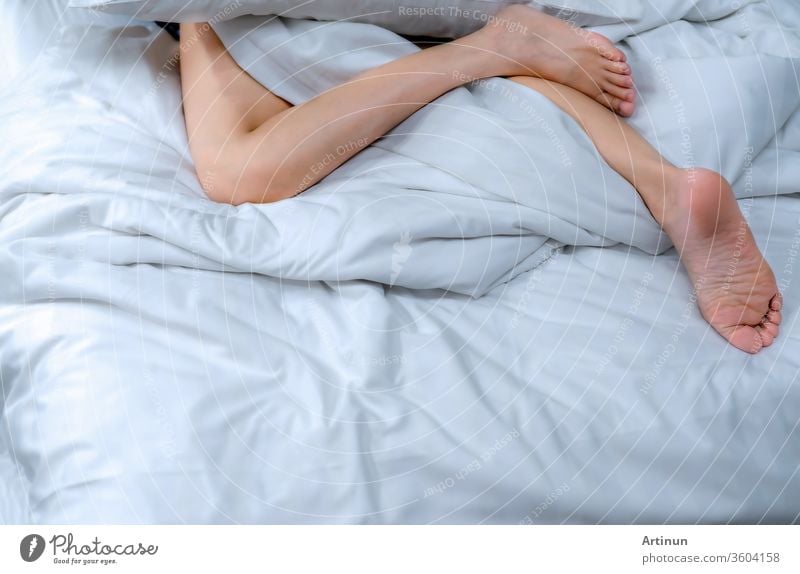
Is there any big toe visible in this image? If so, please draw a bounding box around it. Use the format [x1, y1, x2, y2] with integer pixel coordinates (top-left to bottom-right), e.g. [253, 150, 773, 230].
[594, 92, 635, 117]
[620, 101, 635, 116]
[724, 324, 764, 354]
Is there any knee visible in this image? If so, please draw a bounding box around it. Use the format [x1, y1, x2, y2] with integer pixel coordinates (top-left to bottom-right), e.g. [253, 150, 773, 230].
[194, 165, 228, 205]
[192, 142, 291, 205]
[192, 144, 258, 206]
[195, 162, 244, 205]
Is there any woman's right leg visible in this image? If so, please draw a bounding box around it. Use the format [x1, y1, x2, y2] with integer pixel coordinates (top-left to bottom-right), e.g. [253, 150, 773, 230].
[510, 77, 782, 353]
[180, 7, 636, 205]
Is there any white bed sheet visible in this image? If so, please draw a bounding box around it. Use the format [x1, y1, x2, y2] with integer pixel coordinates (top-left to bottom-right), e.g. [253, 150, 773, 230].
[0, 0, 798, 524]
[2, 196, 798, 524]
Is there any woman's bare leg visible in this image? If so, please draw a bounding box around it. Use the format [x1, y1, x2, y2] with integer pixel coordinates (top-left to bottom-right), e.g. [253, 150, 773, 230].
[179, 7, 635, 204]
[178, 23, 292, 197]
[510, 76, 782, 353]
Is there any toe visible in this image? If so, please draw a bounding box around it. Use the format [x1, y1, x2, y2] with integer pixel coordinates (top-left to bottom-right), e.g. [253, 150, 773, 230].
[762, 320, 780, 341]
[603, 46, 626, 62]
[602, 81, 635, 102]
[757, 325, 775, 347]
[605, 61, 631, 75]
[594, 93, 633, 117]
[606, 72, 634, 88]
[769, 292, 783, 311]
[725, 324, 764, 354]
[766, 309, 781, 325]
[588, 32, 625, 62]
[617, 100, 635, 117]
[593, 92, 618, 113]
[608, 50, 625, 62]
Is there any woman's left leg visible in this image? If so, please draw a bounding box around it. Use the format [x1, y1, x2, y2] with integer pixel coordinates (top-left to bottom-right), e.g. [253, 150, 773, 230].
[509, 76, 781, 353]
[179, 22, 293, 200]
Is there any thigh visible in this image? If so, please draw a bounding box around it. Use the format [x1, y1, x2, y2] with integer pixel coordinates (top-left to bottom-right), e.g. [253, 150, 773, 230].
[179, 23, 291, 146]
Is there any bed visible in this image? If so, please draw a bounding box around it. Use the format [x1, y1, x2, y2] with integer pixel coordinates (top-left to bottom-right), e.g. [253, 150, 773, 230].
[0, 0, 799, 524]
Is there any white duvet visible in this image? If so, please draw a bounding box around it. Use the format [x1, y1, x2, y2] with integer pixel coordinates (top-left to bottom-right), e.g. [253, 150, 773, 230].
[0, 0, 798, 524]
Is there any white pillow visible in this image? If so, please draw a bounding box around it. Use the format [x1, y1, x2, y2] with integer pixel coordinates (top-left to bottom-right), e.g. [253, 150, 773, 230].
[1, 0, 108, 87]
[0, 6, 204, 200]
[67, 0, 643, 37]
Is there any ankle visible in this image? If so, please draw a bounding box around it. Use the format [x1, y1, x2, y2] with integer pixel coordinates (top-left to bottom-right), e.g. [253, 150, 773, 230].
[633, 163, 683, 230]
[454, 26, 517, 78]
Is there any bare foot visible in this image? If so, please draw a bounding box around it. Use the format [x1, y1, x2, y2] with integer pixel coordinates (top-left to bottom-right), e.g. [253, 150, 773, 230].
[475, 5, 636, 116]
[662, 168, 782, 353]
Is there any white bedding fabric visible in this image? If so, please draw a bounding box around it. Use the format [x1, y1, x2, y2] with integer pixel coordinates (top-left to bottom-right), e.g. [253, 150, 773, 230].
[0, 0, 799, 524]
[66, 0, 644, 36]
